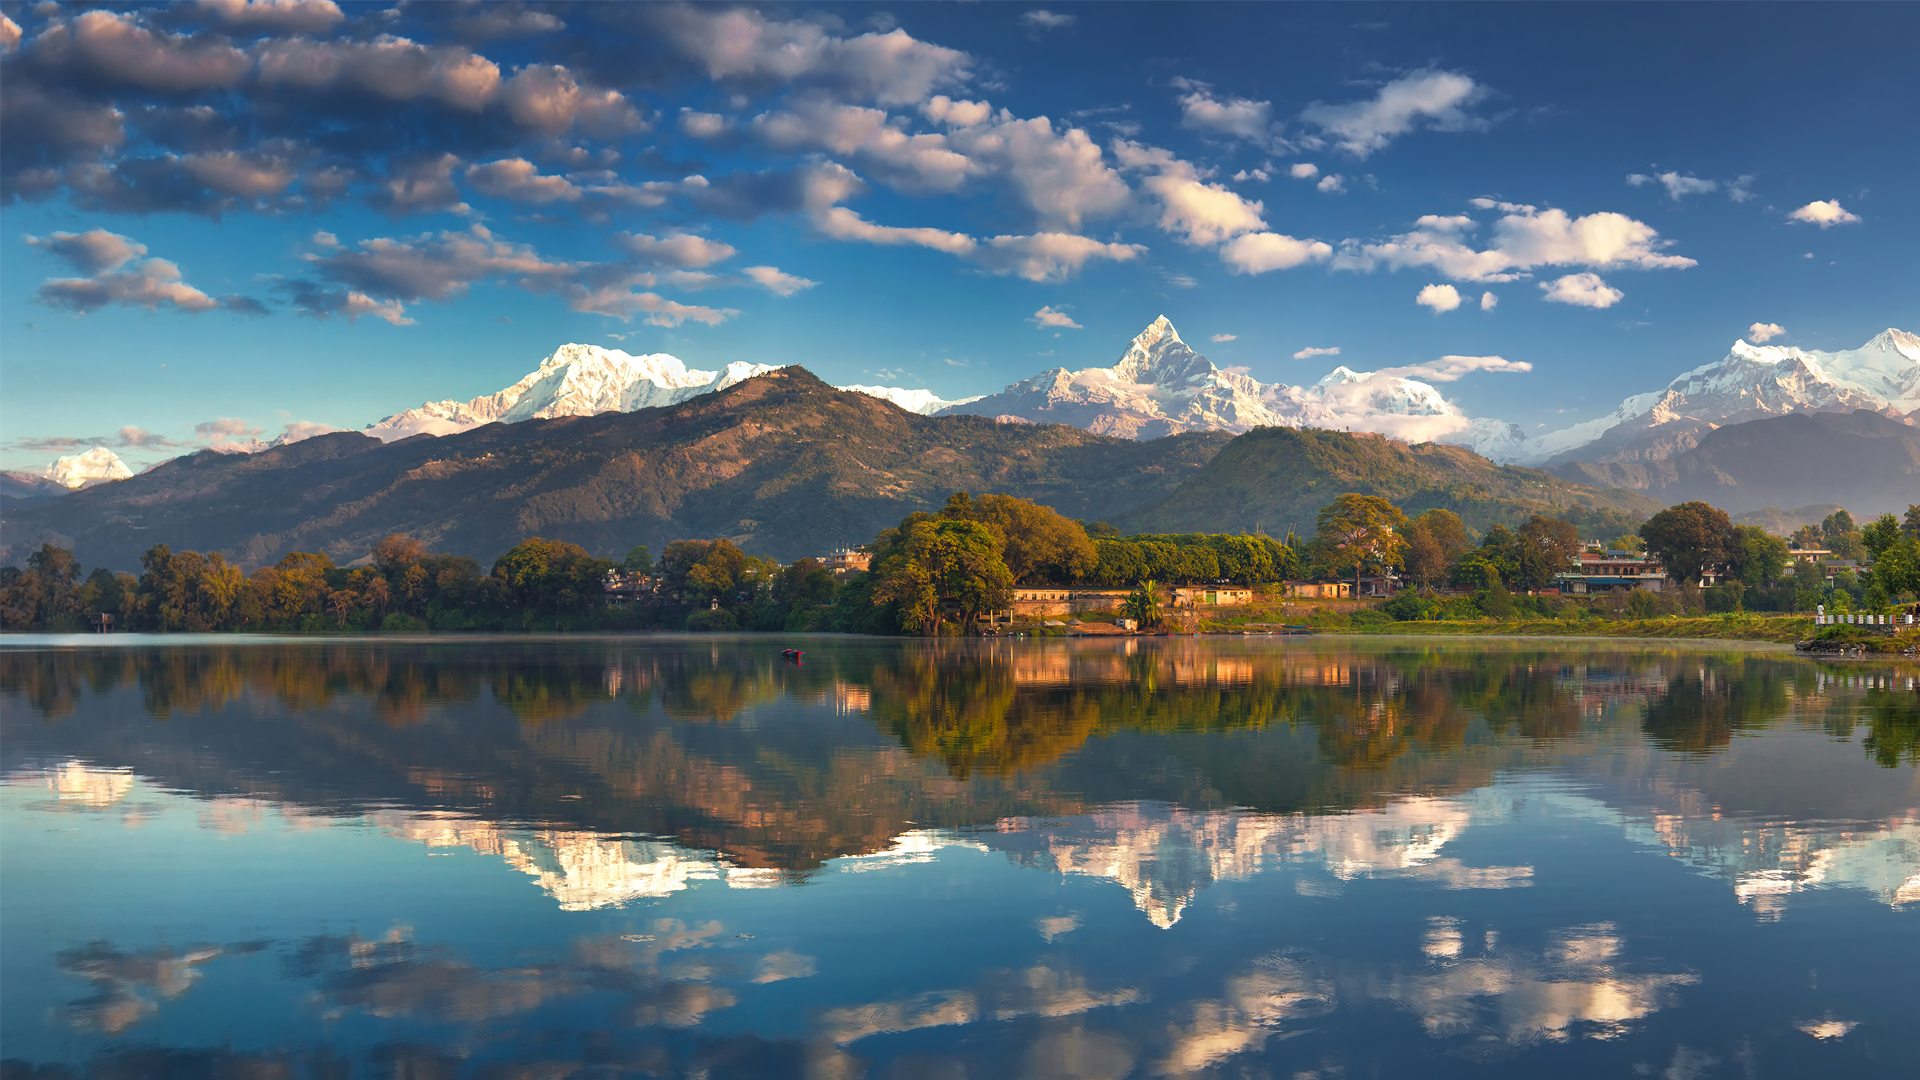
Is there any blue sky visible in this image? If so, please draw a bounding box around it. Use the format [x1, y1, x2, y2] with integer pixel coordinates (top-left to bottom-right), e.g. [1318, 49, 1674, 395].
[2, 1, 1915, 471]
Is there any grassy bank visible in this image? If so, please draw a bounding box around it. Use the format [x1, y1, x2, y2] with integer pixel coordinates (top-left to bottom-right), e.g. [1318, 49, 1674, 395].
[1277, 611, 1814, 644]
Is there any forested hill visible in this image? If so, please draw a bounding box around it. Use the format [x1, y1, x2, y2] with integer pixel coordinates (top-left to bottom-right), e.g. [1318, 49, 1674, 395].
[2, 368, 1651, 571]
[0, 369, 1226, 570]
[1131, 426, 1657, 537]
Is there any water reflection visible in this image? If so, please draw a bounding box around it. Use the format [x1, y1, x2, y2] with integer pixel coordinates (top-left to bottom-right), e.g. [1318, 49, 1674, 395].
[2, 637, 1916, 1077]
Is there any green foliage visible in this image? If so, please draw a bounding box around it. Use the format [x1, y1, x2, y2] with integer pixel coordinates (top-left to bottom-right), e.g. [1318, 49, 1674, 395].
[621, 545, 654, 574]
[873, 517, 1013, 635]
[1640, 501, 1734, 585]
[1122, 580, 1164, 629]
[1725, 525, 1790, 588]
[939, 492, 1097, 584]
[1513, 515, 1581, 591]
[1862, 514, 1902, 561]
[1091, 532, 1295, 586]
[1403, 508, 1470, 589]
[1308, 494, 1408, 584]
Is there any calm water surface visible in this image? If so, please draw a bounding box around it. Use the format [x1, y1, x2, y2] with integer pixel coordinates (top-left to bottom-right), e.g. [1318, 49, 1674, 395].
[1, 635, 1916, 1078]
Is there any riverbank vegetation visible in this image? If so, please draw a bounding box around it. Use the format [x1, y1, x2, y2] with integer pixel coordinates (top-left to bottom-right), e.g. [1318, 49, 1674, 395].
[4, 491, 1915, 640]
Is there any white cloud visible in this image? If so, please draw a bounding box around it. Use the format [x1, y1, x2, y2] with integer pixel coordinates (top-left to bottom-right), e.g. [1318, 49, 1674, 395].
[1316, 174, 1345, 194]
[649, 6, 971, 106]
[1338, 203, 1695, 282]
[1211, 333, 1238, 343]
[1747, 321, 1786, 343]
[1021, 10, 1076, 31]
[1626, 170, 1717, 199]
[1480, 290, 1498, 311]
[815, 206, 976, 255]
[1177, 83, 1274, 142]
[1378, 354, 1531, 381]
[1539, 272, 1623, 308]
[1220, 232, 1334, 274]
[1299, 69, 1488, 157]
[922, 95, 992, 128]
[678, 109, 729, 138]
[750, 99, 975, 191]
[1787, 199, 1860, 227]
[1031, 305, 1082, 329]
[1288, 162, 1319, 179]
[194, 0, 344, 34]
[1416, 283, 1462, 313]
[26, 229, 146, 274]
[977, 232, 1144, 282]
[1232, 167, 1270, 183]
[814, 209, 1139, 282]
[742, 265, 816, 296]
[30, 230, 226, 315]
[1112, 140, 1265, 246]
[464, 158, 581, 204]
[614, 232, 737, 269]
[1293, 346, 1340, 360]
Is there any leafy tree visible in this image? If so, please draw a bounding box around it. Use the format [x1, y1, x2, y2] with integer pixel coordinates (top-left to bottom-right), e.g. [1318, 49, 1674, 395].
[1403, 508, 1469, 589]
[1725, 525, 1790, 587]
[1610, 533, 1647, 555]
[1862, 513, 1902, 561]
[1821, 508, 1865, 560]
[1514, 515, 1580, 591]
[621, 545, 654, 574]
[1871, 536, 1920, 598]
[1309, 494, 1408, 589]
[1639, 502, 1734, 586]
[491, 538, 609, 616]
[1903, 505, 1920, 539]
[874, 518, 1013, 634]
[940, 492, 1097, 584]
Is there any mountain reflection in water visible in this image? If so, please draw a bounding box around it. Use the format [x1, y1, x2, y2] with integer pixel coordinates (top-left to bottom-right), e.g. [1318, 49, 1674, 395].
[2, 636, 1916, 1078]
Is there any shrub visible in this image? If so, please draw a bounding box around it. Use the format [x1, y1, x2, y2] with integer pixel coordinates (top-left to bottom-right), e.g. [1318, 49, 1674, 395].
[380, 612, 429, 632]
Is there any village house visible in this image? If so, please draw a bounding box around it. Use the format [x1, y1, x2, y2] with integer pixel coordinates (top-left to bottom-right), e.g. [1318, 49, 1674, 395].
[816, 549, 872, 574]
[1556, 550, 1669, 594]
[1284, 582, 1352, 599]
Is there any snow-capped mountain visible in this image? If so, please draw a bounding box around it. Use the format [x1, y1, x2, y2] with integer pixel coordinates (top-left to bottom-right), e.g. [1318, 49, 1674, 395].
[941, 316, 1497, 445]
[364, 343, 971, 441]
[42, 447, 133, 490]
[1520, 328, 1920, 465]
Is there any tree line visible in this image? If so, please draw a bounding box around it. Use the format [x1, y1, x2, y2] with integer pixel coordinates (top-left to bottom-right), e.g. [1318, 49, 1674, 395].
[6, 491, 1916, 635]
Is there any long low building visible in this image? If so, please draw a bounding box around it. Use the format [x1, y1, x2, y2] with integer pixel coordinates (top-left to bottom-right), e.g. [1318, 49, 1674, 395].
[1007, 586, 1256, 618]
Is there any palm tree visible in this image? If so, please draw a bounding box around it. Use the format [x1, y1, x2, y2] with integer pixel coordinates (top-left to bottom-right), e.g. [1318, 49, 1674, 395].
[1123, 579, 1163, 630]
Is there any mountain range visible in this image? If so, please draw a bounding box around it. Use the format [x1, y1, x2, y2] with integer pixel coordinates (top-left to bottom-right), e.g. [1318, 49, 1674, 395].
[363, 344, 976, 441]
[1519, 328, 1920, 466]
[0, 367, 1651, 570]
[6, 318, 1914, 530]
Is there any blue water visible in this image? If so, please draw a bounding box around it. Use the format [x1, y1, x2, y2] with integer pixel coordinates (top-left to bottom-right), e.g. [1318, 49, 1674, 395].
[1, 635, 1915, 1077]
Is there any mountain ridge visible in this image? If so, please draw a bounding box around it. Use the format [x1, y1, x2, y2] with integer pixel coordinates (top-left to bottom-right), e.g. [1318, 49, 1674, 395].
[1, 366, 1648, 571]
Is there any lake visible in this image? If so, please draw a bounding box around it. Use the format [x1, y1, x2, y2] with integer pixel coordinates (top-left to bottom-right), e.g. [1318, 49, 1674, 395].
[1, 635, 1915, 1078]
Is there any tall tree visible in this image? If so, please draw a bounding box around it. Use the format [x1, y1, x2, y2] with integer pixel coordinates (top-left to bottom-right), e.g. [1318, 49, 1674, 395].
[874, 518, 1013, 635]
[1725, 525, 1790, 587]
[1404, 509, 1470, 589]
[1310, 494, 1408, 590]
[1639, 502, 1734, 586]
[1513, 515, 1580, 591]
[940, 492, 1097, 585]
[1862, 513, 1902, 561]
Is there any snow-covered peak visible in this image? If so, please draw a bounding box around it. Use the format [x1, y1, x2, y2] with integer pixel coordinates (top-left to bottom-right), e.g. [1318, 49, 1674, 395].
[1316, 365, 1366, 385]
[839, 385, 982, 415]
[44, 447, 133, 489]
[1516, 327, 1920, 465]
[360, 342, 986, 440]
